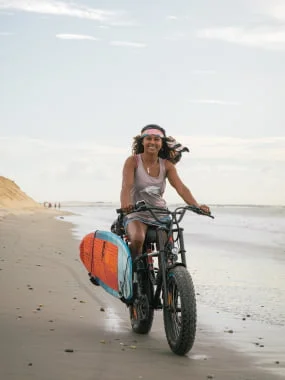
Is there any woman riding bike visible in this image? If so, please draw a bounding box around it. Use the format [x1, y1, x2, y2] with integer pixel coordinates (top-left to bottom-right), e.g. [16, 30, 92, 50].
[120, 124, 210, 262]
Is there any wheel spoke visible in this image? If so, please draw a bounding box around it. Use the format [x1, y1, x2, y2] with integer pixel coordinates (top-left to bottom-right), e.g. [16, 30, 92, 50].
[168, 279, 182, 340]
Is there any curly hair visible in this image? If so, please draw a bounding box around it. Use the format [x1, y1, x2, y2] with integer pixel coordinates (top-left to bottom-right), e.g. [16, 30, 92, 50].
[131, 124, 187, 164]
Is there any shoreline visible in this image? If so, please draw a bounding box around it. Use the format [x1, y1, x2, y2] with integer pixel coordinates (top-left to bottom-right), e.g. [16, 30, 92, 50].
[0, 211, 284, 379]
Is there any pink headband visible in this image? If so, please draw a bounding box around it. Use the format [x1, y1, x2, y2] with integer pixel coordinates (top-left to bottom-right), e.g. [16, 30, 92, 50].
[141, 128, 164, 138]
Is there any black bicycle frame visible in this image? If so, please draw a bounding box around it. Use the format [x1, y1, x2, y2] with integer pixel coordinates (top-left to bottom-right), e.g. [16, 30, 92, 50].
[152, 218, 187, 309]
[116, 203, 214, 307]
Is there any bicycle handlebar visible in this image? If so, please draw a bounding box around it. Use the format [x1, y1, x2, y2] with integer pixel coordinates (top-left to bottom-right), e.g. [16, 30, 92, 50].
[116, 200, 214, 224]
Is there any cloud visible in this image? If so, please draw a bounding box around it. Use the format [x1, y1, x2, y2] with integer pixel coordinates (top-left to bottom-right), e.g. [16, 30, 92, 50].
[0, 32, 13, 36]
[165, 32, 186, 41]
[165, 15, 192, 21]
[110, 41, 146, 48]
[0, 10, 14, 15]
[0, 0, 122, 23]
[177, 136, 285, 162]
[0, 135, 129, 201]
[56, 33, 99, 41]
[1, 135, 284, 204]
[197, 26, 285, 50]
[261, 0, 285, 21]
[192, 70, 216, 75]
[188, 99, 240, 106]
[2, 135, 284, 170]
[0, 136, 126, 154]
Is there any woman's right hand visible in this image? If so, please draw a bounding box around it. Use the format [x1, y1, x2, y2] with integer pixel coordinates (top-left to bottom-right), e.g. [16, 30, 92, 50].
[121, 203, 134, 213]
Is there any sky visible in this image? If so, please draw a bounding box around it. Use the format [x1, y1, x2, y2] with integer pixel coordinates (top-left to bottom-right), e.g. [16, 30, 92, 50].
[0, 0, 285, 205]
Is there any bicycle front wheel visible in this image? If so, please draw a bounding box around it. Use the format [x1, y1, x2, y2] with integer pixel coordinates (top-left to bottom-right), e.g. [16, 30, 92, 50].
[163, 265, 196, 355]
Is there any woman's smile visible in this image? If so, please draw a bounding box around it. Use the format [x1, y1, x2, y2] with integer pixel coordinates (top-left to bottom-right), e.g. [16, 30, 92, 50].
[143, 135, 162, 153]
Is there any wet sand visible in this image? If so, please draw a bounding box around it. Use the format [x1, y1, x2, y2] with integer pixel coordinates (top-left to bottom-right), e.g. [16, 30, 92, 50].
[0, 211, 283, 380]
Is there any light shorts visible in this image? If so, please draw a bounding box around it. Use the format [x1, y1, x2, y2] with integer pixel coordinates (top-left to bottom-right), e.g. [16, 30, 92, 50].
[123, 215, 170, 230]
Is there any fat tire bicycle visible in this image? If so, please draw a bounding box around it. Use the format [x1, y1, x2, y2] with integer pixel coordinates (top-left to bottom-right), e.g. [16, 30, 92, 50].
[112, 201, 214, 356]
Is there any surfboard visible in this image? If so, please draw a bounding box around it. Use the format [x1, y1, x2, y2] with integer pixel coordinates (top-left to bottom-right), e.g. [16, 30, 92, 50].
[79, 230, 133, 301]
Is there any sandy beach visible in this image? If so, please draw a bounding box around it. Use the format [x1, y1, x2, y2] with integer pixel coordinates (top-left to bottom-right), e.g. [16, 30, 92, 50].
[0, 210, 283, 380]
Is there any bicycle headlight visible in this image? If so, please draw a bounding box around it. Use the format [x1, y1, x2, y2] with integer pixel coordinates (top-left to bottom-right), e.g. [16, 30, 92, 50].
[171, 247, 179, 255]
[171, 247, 179, 262]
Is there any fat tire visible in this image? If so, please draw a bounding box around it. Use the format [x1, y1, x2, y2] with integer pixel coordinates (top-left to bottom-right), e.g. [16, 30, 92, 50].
[163, 265, 196, 355]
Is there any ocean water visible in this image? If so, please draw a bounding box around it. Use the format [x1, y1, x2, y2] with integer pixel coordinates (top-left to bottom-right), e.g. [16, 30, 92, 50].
[61, 203, 285, 327]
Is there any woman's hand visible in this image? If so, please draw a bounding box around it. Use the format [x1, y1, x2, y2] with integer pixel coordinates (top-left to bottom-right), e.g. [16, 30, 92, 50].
[121, 203, 134, 213]
[199, 204, 211, 214]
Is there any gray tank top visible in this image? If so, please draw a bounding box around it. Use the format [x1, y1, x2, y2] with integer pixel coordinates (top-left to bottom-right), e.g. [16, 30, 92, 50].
[126, 154, 167, 225]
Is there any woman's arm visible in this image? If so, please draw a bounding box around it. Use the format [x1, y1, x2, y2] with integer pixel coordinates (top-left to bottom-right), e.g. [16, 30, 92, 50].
[120, 156, 136, 211]
[165, 160, 203, 208]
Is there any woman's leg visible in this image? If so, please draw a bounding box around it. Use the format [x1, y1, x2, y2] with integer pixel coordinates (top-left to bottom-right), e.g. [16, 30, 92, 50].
[126, 220, 148, 261]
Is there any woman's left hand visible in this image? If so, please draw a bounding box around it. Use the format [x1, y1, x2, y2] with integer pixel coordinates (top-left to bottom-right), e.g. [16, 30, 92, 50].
[199, 204, 211, 214]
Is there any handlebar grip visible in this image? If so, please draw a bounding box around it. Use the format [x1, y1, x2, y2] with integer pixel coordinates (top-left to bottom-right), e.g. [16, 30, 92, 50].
[186, 205, 215, 219]
[117, 201, 147, 214]
[198, 209, 215, 219]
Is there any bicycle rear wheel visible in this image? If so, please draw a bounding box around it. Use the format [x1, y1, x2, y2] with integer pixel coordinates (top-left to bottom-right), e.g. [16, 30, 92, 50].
[163, 265, 196, 355]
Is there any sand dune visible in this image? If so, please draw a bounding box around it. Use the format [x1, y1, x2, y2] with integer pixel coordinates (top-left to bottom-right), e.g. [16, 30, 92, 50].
[0, 176, 39, 209]
[0, 176, 40, 219]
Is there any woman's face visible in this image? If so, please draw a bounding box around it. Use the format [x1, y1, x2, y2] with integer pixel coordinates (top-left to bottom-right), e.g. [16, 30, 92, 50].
[142, 135, 163, 154]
